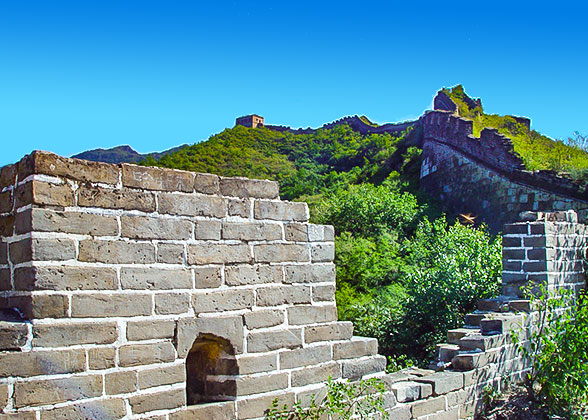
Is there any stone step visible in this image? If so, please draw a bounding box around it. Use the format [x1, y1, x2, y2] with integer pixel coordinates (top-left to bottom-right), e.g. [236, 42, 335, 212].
[480, 314, 523, 334]
[477, 298, 511, 312]
[447, 327, 480, 344]
[509, 299, 531, 312]
[464, 312, 489, 327]
[458, 333, 505, 352]
[436, 343, 460, 363]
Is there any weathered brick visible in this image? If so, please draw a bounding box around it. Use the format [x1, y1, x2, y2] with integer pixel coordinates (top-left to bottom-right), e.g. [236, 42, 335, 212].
[291, 362, 341, 387]
[14, 266, 117, 291]
[0, 383, 8, 411]
[243, 309, 285, 329]
[13, 375, 103, 408]
[15, 180, 75, 208]
[333, 336, 378, 360]
[19, 151, 119, 185]
[237, 393, 294, 420]
[313, 284, 335, 301]
[285, 223, 308, 241]
[0, 163, 17, 188]
[220, 177, 279, 199]
[305, 322, 353, 343]
[311, 243, 335, 262]
[78, 185, 156, 212]
[159, 192, 226, 218]
[33, 321, 118, 347]
[121, 267, 191, 290]
[0, 268, 10, 290]
[247, 328, 302, 352]
[79, 239, 155, 264]
[121, 215, 192, 240]
[390, 381, 433, 403]
[127, 319, 176, 341]
[129, 387, 186, 414]
[40, 398, 127, 420]
[411, 395, 447, 418]
[170, 401, 235, 420]
[254, 200, 308, 221]
[0, 190, 12, 214]
[119, 341, 176, 367]
[225, 265, 282, 286]
[501, 236, 521, 247]
[341, 355, 386, 380]
[194, 266, 222, 288]
[105, 370, 137, 395]
[192, 289, 255, 312]
[237, 353, 278, 374]
[3, 293, 68, 319]
[284, 264, 335, 284]
[309, 224, 335, 241]
[22, 207, 119, 236]
[415, 372, 465, 396]
[222, 222, 282, 241]
[10, 238, 75, 264]
[157, 243, 185, 264]
[138, 364, 185, 389]
[0, 348, 85, 377]
[88, 346, 116, 370]
[279, 344, 332, 369]
[253, 243, 309, 263]
[175, 316, 244, 357]
[187, 243, 251, 265]
[72, 293, 152, 318]
[194, 219, 221, 240]
[194, 172, 220, 194]
[0, 215, 14, 237]
[256, 285, 311, 306]
[0, 320, 28, 350]
[0, 412, 36, 420]
[228, 197, 251, 218]
[0, 241, 7, 264]
[122, 164, 194, 192]
[155, 293, 191, 315]
[236, 372, 289, 395]
[287, 305, 337, 325]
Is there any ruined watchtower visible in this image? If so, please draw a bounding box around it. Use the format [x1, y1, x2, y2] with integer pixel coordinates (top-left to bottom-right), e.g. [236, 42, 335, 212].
[236, 115, 264, 128]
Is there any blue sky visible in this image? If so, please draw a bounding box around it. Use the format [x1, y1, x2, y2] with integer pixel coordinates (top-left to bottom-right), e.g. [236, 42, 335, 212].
[1, 1, 587, 166]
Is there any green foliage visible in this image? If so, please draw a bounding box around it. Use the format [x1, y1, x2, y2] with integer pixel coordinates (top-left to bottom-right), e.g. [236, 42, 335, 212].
[265, 377, 389, 420]
[512, 286, 588, 419]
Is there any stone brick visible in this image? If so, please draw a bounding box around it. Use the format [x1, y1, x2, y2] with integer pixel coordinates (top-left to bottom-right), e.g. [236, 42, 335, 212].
[237, 393, 294, 420]
[222, 222, 282, 241]
[237, 353, 278, 374]
[0, 383, 8, 411]
[305, 322, 353, 344]
[256, 285, 311, 306]
[88, 346, 116, 370]
[170, 401, 235, 420]
[155, 293, 191, 315]
[15, 180, 75, 208]
[333, 336, 378, 360]
[77, 185, 156, 212]
[194, 219, 221, 240]
[228, 197, 251, 217]
[159, 192, 226, 218]
[0, 190, 12, 214]
[0, 163, 17, 188]
[0, 412, 36, 420]
[0, 348, 85, 377]
[40, 398, 127, 420]
[105, 370, 138, 395]
[5, 293, 69, 319]
[157, 243, 185, 264]
[291, 362, 341, 387]
[187, 243, 251, 265]
[78, 239, 155, 264]
[14, 266, 117, 291]
[308, 224, 335, 241]
[119, 341, 176, 367]
[194, 172, 220, 194]
[122, 164, 194, 192]
[127, 319, 175, 341]
[33, 321, 118, 347]
[220, 177, 279, 199]
[13, 375, 103, 408]
[253, 243, 309, 263]
[72, 293, 152, 318]
[247, 328, 302, 352]
[254, 200, 308, 221]
[23, 208, 119, 236]
[129, 387, 186, 414]
[279, 344, 332, 369]
[411, 395, 447, 418]
[390, 381, 432, 403]
[175, 316, 244, 357]
[138, 364, 186, 389]
[236, 372, 289, 395]
[192, 289, 255, 312]
[0, 268, 10, 290]
[285, 223, 308, 241]
[121, 215, 192, 240]
[10, 238, 75, 264]
[19, 151, 119, 184]
[194, 266, 222, 288]
[415, 372, 465, 397]
[341, 355, 386, 380]
[0, 241, 7, 264]
[0, 320, 28, 350]
[243, 309, 284, 329]
[287, 305, 337, 325]
[0, 215, 14, 237]
[313, 285, 336, 301]
[284, 263, 335, 284]
[225, 265, 282, 286]
[120, 267, 191, 290]
[311, 243, 335, 262]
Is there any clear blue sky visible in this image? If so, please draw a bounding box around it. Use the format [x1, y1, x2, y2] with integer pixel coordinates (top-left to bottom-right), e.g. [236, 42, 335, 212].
[1, 1, 587, 166]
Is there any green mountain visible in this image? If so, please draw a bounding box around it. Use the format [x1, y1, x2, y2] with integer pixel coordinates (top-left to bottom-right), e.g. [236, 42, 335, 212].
[72, 144, 188, 164]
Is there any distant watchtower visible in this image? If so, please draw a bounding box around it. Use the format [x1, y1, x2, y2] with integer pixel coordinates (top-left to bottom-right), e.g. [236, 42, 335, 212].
[236, 114, 264, 128]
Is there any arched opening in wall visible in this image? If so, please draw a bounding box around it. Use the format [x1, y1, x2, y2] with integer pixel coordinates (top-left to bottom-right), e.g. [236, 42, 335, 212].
[186, 334, 238, 405]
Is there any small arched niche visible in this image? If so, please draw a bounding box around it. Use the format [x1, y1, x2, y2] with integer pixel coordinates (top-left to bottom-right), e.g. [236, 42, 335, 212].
[186, 333, 238, 405]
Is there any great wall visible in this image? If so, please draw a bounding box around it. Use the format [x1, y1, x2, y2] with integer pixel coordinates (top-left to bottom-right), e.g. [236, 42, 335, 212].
[1, 91, 587, 419]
